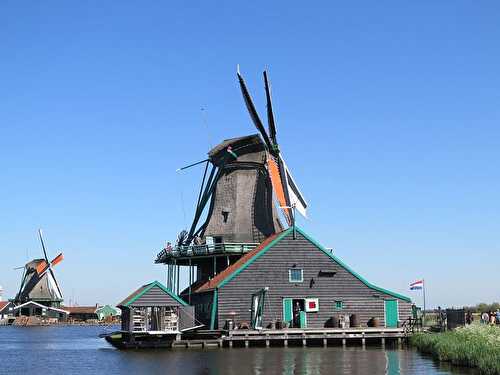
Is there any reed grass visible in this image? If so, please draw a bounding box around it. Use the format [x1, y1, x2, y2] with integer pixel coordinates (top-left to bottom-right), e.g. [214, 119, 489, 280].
[411, 324, 500, 374]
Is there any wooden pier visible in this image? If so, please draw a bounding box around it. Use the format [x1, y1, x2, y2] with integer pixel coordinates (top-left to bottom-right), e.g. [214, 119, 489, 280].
[171, 327, 406, 349]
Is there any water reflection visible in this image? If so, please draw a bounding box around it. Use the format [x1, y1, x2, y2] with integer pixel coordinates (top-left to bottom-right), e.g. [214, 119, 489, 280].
[0, 327, 479, 375]
[386, 350, 400, 375]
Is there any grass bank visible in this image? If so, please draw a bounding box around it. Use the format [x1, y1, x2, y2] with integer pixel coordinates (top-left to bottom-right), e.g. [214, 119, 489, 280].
[410, 324, 500, 374]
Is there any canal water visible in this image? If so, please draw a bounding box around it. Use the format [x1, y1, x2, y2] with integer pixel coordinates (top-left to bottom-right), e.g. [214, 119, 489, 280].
[0, 326, 477, 375]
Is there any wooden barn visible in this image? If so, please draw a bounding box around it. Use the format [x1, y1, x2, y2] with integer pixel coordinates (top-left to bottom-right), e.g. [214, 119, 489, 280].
[187, 227, 411, 330]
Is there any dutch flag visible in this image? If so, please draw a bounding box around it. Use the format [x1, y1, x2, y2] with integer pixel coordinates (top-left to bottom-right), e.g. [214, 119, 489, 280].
[410, 280, 424, 290]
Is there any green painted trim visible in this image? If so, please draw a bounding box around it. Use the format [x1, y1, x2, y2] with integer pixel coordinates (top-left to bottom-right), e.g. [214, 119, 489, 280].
[210, 288, 218, 330]
[123, 280, 188, 307]
[295, 227, 412, 302]
[282, 298, 293, 323]
[218, 228, 293, 288]
[215, 225, 410, 303]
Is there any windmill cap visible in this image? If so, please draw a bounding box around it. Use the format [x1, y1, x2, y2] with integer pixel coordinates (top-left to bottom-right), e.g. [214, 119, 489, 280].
[208, 134, 266, 166]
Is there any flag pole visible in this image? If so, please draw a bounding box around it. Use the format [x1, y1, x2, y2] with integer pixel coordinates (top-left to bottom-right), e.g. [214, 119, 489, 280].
[423, 279, 426, 326]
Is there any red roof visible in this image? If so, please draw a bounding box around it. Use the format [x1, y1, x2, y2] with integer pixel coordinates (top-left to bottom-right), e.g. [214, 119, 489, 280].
[64, 306, 98, 314]
[194, 231, 284, 293]
[0, 301, 10, 312]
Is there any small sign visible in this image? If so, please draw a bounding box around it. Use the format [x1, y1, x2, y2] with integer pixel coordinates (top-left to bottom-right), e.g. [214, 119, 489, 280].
[305, 298, 319, 312]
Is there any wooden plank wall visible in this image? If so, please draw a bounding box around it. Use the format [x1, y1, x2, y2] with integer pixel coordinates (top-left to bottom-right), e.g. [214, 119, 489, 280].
[217, 232, 412, 329]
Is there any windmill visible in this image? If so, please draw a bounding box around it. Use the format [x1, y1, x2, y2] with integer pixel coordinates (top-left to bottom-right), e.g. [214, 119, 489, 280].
[14, 229, 64, 308]
[167, 68, 308, 247]
[155, 69, 309, 295]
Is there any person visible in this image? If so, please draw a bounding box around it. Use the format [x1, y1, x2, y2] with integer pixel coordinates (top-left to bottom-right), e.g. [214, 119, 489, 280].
[496, 309, 500, 325]
[466, 310, 473, 325]
[490, 311, 496, 326]
[482, 311, 489, 324]
[293, 301, 301, 328]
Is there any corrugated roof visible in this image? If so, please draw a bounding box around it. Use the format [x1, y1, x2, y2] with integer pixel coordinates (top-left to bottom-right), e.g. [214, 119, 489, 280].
[194, 230, 287, 293]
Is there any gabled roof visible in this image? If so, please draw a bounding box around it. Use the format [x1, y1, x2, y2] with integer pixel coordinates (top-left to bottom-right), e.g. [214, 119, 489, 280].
[0, 301, 12, 313]
[194, 230, 287, 293]
[195, 227, 411, 302]
[118, 280, 188, 307]
[65, 306, 98, 314]
[13, 300, 69, 314]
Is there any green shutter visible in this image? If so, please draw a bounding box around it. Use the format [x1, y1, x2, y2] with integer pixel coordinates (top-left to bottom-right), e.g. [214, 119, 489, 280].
[282, 298, 293, 324]
[299, 310, 307, 328]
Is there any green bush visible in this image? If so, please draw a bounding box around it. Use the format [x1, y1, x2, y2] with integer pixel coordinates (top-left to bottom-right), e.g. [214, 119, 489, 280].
[410, 325, 500, 375]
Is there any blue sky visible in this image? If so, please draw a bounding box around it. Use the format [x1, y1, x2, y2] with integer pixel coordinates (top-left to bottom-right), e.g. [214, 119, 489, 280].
[1, 2, 499, 308]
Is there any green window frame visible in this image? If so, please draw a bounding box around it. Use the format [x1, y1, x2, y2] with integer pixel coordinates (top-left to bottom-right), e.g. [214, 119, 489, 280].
[289, 269, 303, 283]
[335, 300, 344, 310]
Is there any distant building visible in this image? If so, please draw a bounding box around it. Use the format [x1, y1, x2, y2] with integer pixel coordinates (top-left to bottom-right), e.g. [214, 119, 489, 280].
[65, 305, 119, 322]
[0, 301, 14, 319]
[11, 301, 68, 320]
[96, 305, 119, 321]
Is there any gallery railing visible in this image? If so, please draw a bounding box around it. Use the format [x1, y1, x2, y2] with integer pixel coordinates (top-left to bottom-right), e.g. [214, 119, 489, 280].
[155, 242, 259, 262]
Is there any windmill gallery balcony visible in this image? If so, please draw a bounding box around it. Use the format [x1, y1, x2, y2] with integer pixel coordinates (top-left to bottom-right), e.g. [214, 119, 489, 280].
[155, 242, 259, 264]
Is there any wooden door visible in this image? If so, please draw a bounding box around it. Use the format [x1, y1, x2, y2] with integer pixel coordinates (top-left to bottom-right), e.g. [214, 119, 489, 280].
[282, 298, 293, 325]
[385, 300, 398, 327]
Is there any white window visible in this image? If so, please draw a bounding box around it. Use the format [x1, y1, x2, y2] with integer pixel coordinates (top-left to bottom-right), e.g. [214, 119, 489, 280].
[289, 269, 303, 282]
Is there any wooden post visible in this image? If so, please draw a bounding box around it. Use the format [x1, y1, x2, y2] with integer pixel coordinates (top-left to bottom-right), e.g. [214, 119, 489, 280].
[213, 256, 217, 277]
[176, 264, 180, 295]
[167, 265, 171, 290]
[188, 259, 192, 304]
[381, 337, 385, 347]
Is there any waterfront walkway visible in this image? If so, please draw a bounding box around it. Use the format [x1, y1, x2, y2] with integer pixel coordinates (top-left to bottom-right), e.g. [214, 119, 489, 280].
[173, 327, 406, 349]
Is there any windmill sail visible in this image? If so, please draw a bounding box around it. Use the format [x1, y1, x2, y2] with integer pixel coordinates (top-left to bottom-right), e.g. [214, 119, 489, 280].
[16, 259, 63, 302]
[263, 71, 278, 146]
[280, 154, 308, 218]
[267, 155, 292, 225]
[268, 153, 308, 224]
[237, 71, 273, 149]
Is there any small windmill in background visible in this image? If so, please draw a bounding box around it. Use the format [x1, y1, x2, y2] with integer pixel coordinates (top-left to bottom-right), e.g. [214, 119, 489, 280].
[14, 229, 65, 308]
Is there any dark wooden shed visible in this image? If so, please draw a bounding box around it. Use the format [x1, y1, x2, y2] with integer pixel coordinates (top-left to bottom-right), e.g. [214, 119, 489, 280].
[118, 281, 194, 333]
[190, 227, 412, 330]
